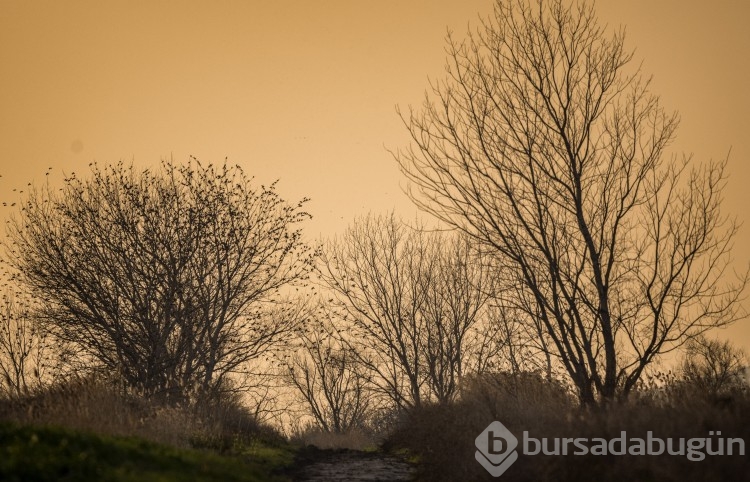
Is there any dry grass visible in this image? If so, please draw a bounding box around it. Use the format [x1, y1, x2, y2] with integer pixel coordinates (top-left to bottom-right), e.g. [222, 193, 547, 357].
[0, 375, 281, 451]
[0, 375, 194, 447]
[388, 372, 750, 481]
[288, 421, 378, 450]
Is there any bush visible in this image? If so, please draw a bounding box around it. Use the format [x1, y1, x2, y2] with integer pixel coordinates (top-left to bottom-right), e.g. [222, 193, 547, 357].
[0, 375, 194, 447]
[0, 375, 283, 453]
[287, 422, 376, 451]
[189, 387, 284, 453]
[387, 371, 750, 481]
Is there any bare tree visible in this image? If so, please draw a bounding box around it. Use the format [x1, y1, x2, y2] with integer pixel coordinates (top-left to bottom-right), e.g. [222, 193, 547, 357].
[0, 290, 47, 397]
[680, 336, 747, 398]
[320, 214, 429, 409]
[5, 159, 315, 402]
[284, 305, 371, 433]
[320, 213, 498, 408]
[421, 230, 496, 403]
[241, 367, 295, 427]
[395, 0, 747, 404]
[482, 303, 553, 378]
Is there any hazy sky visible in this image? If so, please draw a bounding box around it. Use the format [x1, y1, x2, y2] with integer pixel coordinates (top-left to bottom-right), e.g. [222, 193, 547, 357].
[1, 1, 748, 351]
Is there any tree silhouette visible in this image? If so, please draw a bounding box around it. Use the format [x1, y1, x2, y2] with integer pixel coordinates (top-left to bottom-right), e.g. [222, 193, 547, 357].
[5, 159, 315, 402]
[284, 304, 371, 433]
[0, 291, 47, 397]
[395, 0, 747, 404]
[320, 214, 499, 408]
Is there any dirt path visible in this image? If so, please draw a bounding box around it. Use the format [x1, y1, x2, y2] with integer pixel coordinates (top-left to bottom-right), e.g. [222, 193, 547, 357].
[289, 448, 415, 481]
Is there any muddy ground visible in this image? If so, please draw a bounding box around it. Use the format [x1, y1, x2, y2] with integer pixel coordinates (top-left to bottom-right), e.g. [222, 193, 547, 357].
[285, 446, 415, 481]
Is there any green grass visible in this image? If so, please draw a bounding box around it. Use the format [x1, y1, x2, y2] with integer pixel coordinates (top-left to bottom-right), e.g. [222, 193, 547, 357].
[0, 422, 294, 482]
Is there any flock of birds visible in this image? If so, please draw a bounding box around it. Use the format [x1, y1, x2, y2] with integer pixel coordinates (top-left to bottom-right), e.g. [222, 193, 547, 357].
[1, 167, 55, 207]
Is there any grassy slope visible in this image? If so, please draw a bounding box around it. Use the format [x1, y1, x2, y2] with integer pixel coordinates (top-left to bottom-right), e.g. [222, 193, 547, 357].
[0, 422, 294, 482]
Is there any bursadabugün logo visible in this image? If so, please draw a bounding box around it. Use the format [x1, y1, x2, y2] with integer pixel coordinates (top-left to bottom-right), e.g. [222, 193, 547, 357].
[475, 421, 519, 477]
[476, 421, 745, 477]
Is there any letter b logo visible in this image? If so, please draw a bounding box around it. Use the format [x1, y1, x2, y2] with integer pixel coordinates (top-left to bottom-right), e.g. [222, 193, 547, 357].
[475, 421, 518, 477]
[488, 432, 507, 454]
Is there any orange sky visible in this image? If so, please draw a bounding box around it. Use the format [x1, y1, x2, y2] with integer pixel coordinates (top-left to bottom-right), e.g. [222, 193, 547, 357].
[1, 0, 748, 352]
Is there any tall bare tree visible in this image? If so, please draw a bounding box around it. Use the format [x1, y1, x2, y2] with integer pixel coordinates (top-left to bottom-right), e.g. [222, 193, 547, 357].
[395, 0, 747, 404]
[5, 159, 315, 401]
[321, 214, 498, 408]
[321, 215, 430, 409]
